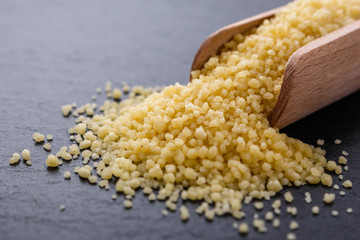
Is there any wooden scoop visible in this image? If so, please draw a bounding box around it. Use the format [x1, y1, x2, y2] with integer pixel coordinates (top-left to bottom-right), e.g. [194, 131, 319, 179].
[190, 8, 360, 129]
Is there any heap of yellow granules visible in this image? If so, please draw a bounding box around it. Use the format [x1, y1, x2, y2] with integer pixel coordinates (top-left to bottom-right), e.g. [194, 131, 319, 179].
[63, 0, 359, 218]
[10, 0, 358, 225]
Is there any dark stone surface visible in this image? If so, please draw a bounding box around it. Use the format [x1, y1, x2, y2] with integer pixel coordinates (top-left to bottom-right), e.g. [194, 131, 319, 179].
[0, 0, 359, 239]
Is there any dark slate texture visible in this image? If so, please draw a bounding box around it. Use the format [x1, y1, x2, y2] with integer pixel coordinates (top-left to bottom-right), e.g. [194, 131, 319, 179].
[0, 0, 359, 239]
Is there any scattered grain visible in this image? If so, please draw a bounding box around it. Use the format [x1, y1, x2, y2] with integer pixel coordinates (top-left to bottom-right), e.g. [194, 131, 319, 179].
[286, 206, 297, 216]
[46, 154, 60, 167]
[162, 209, 169, 216]
[312, 206, 319, 215]
[124, 200, 132, 208]
[62, 104, 72, 116]
[265, 211, 274, 221]
[254, 201, 264, 210]
[323, 193, 335, 204]
[342, 180, 352, 188]
[304, 192, 312, 204]
[272, 218, 280, 228]
[253, 219, 267, 233]
[338, 156, 347, 165]
[60, 204, 66, 211]
[180, 205, 190, 221]
[238, 223, 249, 234]
[47, 134, 53, 141]
[88, 175, 98, 184]
[289, 220, 299, 230]
[287, 232, 296, 240]
[43, 143, 52, 151]
[284, 192, 294, 203]
[9, 153, 21, 165]
[331, 210, 339, 217]
[33, 132, 45, 143]
[64, 171, 71, 179]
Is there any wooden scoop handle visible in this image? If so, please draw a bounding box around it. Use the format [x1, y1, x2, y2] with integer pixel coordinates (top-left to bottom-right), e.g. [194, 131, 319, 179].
[269, 20, 360, 129]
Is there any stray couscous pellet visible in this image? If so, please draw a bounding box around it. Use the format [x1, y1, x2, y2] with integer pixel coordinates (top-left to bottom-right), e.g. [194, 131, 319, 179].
[265, 211, 274, 221]
[78, 166, 91, 179]
[46, 154, 60, 167]
[331, 210, 339, 217]
[64, 171, 71, 179]
[316, 139, 324, 146]
[323, 193, 335, 204]
[338, 156, 347, 165]
[33, 132, 45, 143]
[238, 222, 249, 234]
[287, 232, 296, 240]
[180, 205, 190, 221]
[284, 192, 294, 203]
[286, 206, 297, 216]
[272, 218, 280, 228]
[162, 209, 169, 216]
[253, 219, 267, 233]
[289, 220, 299, 230]
[62, 104, 72, 116]
[9, 153, 21, 165]
[342, 180, 353, 188]
[21, 149, 31, 161]
[43, 143, 52, 151]
[124, 199, 133, 209]
[113, 89, 123, 100]
[254, 201, 264, 211]
[88, 175, 98, 184]
[46, 134, 53, 141]
[312, 206, 320, 215]
[304, 192, 312, 204]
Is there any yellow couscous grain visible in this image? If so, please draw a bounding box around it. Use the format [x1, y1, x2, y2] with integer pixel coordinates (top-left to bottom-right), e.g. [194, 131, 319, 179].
[9, 153, 21, 165]
[21, 149, 31, 161]
[33, 132, 45, 143]
[323, 193, 335, 204]
[342, 180, 352, 188]
[238, 222, 249, 234]
[46, 154, 60, 167]
[43, 143, 52, 151]
[312, 206, 319, 215]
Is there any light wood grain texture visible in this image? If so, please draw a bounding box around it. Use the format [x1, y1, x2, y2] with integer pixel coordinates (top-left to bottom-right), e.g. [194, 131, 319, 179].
[190, 9, 360, 129]
[269, 20, 360, 129]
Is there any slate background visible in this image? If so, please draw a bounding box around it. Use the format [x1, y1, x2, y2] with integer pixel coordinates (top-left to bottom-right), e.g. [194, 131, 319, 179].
[0, 0, 359, 239]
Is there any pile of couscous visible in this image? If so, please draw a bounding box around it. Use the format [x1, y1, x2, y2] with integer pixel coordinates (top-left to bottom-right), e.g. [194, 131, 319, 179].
[10, 0, 358, 238]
